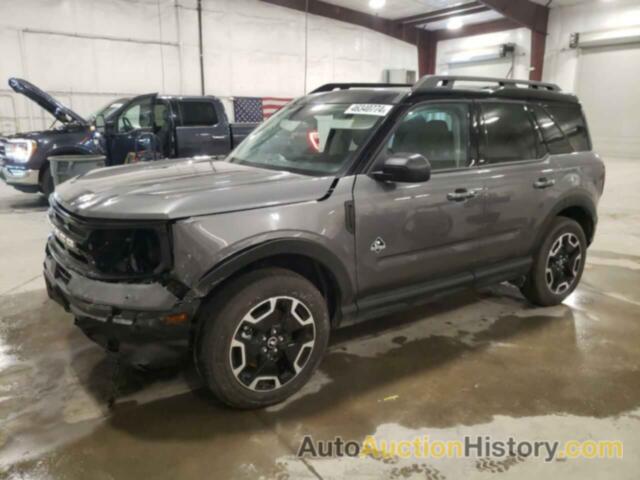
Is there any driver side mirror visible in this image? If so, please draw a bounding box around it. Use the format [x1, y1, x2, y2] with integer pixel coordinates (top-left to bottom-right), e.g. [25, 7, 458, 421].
[94, 113, 106, 132]
[371, 153, 431, 183]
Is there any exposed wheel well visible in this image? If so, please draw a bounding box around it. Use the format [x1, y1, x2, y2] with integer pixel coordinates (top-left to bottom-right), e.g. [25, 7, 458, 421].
[557, 206, 595, 244]
[38, 161, 49, 184]
[202, 254, 341, 324]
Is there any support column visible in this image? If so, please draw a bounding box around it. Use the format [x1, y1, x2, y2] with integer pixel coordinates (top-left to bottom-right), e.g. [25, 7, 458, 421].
[530, 30, 547, 81]
[418, 30, 437, 77]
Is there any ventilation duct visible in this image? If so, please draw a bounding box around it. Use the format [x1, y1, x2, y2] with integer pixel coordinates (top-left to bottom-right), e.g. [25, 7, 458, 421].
[571, 26, 640, 49]
[446, 43, 516, 66]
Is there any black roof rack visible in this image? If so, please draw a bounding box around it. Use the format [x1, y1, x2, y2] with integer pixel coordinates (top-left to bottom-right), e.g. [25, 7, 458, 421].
[310, 83, 413, 94]
[413, 75, 561, 92]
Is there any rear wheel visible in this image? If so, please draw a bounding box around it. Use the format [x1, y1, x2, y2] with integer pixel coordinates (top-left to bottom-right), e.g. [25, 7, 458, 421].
[521, 217, 587, 306]
[197, 268, 330, 409]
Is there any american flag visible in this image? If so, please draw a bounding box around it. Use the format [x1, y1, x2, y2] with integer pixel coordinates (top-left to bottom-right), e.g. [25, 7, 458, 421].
[233, 96, 291, 123]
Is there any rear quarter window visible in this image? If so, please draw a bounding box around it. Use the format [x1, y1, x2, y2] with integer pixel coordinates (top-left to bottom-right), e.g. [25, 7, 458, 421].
[530, 105, 573, 155]
[480, 102, 543, 164]
[179, 101, 218, 127]
[544, 104, 591, 152]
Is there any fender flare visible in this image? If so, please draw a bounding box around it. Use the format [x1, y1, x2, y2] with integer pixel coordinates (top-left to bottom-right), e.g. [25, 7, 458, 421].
[194, 238, 356, 309]
[534, 191, 598, 247]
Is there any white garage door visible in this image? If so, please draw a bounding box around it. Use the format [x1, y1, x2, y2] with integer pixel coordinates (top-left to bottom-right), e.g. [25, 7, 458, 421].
[576, 44, 640, 159]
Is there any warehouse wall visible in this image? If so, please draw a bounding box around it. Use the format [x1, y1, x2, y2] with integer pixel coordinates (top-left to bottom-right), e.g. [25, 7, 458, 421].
[543, 0, 640, 91]
[543, 0, 640, 158]
[435, 28, 532, 81]
[0, 0, 417, 135]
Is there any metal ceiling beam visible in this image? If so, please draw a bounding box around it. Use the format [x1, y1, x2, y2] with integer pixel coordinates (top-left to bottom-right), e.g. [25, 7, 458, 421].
[259, 0, 419, 45]
[260, 0, 437, 79]
[477, 0, 549, 34]
[403, 6, 491, 27]
[477, 0, 550, 80]
[259, 0, 549, 82]
[399, 2, 489, 27]
[433, 17, 521, 41]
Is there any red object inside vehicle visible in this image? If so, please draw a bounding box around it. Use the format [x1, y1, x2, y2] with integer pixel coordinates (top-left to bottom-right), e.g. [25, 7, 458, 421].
[307, 130, 320, 153]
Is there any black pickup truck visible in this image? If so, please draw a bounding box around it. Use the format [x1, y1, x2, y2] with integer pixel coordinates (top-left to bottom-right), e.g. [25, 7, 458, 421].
[0, 78, 257, 195]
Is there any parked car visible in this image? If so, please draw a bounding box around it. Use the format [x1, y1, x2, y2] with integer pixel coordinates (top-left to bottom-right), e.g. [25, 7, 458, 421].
[44, 76, 605, 409]
[0, 78, 256, 195]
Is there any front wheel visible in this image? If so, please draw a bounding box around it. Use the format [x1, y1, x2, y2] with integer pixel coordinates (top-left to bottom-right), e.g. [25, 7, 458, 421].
[197, 268, 330, 409]
[521, 217, 587, 306]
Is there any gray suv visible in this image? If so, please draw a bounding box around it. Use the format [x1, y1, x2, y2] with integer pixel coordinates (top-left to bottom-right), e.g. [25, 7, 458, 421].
[44, 76, 605, 408]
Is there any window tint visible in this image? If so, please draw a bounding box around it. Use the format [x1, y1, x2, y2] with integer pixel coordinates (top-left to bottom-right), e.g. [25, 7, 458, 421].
[180, 101, 218, 127]
[544, 104, 590, 152]
[481, 103, 542, 163]
[385, 103, 470, 171]
[117, 97, 153, 132]
[531, 105, 573, 154]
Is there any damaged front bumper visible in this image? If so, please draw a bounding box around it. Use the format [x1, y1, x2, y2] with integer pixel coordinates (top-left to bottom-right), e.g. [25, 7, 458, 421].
[44, 239, 200, 351]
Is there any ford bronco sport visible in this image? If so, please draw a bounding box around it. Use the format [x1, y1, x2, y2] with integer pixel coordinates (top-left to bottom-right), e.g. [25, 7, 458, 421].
[44, 76, 605, 408]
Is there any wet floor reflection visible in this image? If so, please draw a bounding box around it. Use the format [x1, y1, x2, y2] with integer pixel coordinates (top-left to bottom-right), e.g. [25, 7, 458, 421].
[1, 259, 640, 479]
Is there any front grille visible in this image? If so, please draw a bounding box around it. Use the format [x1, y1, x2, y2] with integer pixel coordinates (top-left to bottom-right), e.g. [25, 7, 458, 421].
[0, 138, 6, 164]
[48, 201, 94, 272]
[48, 199, 171, 281]
[55, 264, 72, 284]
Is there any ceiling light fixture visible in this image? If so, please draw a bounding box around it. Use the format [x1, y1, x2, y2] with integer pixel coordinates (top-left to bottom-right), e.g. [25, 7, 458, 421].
[447, 17, 464, 30]
[369, 0, 386, 10]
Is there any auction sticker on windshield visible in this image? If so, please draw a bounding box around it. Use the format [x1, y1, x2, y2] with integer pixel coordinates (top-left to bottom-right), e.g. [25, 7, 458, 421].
[345, 104, 393, 117]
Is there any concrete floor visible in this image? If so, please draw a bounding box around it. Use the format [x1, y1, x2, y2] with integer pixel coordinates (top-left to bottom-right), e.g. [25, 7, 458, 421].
[1, 159, 639, 479]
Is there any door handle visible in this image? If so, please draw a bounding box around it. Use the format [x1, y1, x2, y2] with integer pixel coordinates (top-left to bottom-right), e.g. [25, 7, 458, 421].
[447, 188, 478, 202]
[533, 177, 556, 189]
[211, 135, 227, 140]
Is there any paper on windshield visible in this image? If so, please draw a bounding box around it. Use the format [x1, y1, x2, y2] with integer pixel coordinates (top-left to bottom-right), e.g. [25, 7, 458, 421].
[345, 104, 393, 117]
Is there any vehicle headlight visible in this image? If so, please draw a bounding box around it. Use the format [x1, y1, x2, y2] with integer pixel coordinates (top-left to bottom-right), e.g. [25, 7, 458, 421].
[5, 139, 37, 163]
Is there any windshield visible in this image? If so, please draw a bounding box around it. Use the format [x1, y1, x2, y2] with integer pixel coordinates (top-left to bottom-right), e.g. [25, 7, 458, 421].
[230, 102, 391, 176]
[87, 98, 128, 123]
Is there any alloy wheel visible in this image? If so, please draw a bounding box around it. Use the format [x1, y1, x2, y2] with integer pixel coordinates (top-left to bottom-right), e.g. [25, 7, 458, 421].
[229, 296, 316, 391]
[545, 232, 582, 295]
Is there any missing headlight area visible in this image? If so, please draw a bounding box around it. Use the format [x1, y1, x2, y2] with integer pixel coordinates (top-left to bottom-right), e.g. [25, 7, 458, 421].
[87, 228, 164, 277]
[48, 199, 172, 281]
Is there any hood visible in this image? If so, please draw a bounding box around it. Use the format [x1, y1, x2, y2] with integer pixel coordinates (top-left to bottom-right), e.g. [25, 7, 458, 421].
[54, 158, 336, 220]
[9, 78, 87, 126]
[4, 126, 87, 141]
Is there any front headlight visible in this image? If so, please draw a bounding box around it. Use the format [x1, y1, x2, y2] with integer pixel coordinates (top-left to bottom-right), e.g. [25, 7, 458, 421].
[5, 139, 37, 163]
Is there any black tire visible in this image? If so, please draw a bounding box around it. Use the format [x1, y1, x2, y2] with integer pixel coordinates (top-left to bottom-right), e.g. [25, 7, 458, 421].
[521, 217, 587, 306]
[40, 166, 54, 198]
[197, 268, 330, 409]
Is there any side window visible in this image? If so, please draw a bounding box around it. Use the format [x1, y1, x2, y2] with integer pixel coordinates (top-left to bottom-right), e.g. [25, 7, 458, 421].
[544, 104, 591, 152]
[154, 101, 169, 129]
[530, 105, 573, 154]
[481, 103, 542, 163]
[117, 97, 153, 132]
[180, 101, 218, 127]
[384, 103, 471, 171]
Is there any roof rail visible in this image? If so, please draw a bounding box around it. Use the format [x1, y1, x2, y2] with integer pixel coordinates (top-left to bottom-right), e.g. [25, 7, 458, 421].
[413, 75, 561, 92]
[310, 83, 413, 94]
